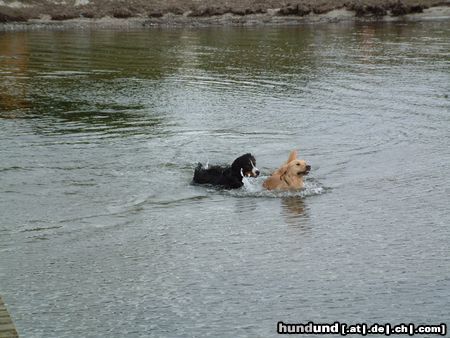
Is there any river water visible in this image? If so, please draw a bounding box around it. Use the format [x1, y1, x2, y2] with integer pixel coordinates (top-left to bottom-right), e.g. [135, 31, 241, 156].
[1, 20, 449, 338]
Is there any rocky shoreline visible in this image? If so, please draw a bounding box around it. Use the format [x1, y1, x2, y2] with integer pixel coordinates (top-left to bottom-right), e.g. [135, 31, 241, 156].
[0, 0, 449, 30]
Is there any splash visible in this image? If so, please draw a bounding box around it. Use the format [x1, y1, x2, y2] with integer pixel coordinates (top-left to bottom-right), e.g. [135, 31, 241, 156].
[226, 175, 326, 198]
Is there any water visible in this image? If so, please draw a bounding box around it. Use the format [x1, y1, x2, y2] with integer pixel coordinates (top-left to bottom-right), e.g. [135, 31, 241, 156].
[0, 21, 449, 338]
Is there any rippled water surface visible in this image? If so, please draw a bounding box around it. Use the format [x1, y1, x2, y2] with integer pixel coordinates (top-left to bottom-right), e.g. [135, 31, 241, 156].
[1, 21, 449, 337]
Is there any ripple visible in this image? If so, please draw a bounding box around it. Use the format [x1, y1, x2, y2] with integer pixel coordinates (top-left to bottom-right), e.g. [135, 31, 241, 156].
[0, 166, 32, 172]
[20, 225, 62, 233]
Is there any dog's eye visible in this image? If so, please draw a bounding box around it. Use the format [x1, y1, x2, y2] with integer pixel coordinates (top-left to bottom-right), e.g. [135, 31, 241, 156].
[296, 163, 300, 166]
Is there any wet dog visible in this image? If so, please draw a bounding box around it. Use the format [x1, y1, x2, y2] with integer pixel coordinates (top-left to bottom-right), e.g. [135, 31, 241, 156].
[263, 150, 310, 191]
[193, 153, 259, 189]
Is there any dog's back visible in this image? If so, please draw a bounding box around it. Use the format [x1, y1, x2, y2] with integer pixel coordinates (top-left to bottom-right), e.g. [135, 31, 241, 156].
[193, 153, 258, 189]
[193, 163, 242, 189]
[193, 163, 227, 184]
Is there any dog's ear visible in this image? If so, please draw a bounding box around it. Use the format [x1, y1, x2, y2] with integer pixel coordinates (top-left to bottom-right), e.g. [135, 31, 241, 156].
[278, 164, 289, 178]
[279, 165, 292, 185]
[287, 150, 298, 163]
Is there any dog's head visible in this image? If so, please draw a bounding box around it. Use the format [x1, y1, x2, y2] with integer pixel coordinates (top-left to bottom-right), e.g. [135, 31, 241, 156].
[281, 159, 311, 178]
[231, 153, 260, 178]
[279, 151, 311, 179]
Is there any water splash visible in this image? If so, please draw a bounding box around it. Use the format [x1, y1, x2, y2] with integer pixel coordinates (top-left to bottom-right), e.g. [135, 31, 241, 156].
[226, 176, 326, 198]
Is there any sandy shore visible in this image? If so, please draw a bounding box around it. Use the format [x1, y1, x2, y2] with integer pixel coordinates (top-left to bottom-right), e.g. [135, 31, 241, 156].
[0, 0, 449, 30]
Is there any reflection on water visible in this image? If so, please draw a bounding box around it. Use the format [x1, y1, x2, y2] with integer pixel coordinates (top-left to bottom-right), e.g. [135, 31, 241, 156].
[281, 196, 305, 216]
[0, 32, 30, 114]
[1, 21, 450, 338]
[280, 196, 312, 230]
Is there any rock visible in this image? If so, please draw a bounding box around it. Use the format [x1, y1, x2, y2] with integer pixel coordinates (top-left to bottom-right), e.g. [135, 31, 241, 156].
[278, 4, 311, 16]
[80, 11, 95, 18]
[351, 4, 387, 17]
[148, 11, 163, 18]
[410, 4, 426, 13]
[298, 5, 311, 16]
[0, 12, 25, 22]
[51, 13, 78, 20]
[278, 5, 297, 15]
[112, 8, 133, 18]
[366, 5, 387, 17]
[187, 6, 228, 17]
[166, 7, 184, 15]
[230, 8, 246, 16]
[390, 2, 409, 16]
[50, 7, 78, 20]
[0, 8, 28, 22]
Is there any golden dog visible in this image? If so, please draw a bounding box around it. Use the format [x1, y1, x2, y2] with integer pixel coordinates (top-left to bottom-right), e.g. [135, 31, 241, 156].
[263, 150, 311, 191]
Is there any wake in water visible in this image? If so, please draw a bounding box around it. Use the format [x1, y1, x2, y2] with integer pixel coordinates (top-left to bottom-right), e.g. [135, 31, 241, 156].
[223, 175, 326, 198]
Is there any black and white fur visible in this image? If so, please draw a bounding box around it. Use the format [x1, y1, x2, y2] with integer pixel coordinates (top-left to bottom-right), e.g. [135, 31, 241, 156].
[193, 153, 259, 189]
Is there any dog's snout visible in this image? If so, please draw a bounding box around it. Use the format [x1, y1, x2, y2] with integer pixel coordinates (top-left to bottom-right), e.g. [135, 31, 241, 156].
[306, 165, 311, 171]
[255, 169, 260, 176]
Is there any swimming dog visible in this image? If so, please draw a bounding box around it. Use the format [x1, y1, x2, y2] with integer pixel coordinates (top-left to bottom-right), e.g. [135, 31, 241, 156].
[193, 153, 260, 189]
[263, 150, 310, 191]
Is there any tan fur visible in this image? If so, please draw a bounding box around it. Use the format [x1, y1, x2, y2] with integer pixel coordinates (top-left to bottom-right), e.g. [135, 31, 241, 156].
[263, 150, 310, 191]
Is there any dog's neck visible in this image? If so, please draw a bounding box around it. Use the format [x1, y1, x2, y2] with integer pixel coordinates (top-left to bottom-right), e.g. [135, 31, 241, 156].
[281, 174, 291, 186]
[281, 174, 304, 188]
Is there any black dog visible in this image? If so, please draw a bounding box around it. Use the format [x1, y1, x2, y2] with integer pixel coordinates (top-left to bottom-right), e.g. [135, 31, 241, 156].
[193, 153, 260, 189]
